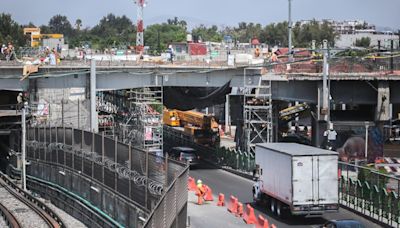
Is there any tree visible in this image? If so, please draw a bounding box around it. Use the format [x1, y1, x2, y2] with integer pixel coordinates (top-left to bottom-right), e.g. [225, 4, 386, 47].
[355, 37, 371, 48]
[144, 22, 187, 54]
[48, 15, 73, 37]
[192, 25, 222, 42]
[75, 19, 82, 31]
[91, 14, 136, 49]
[0, 13, 26, 47]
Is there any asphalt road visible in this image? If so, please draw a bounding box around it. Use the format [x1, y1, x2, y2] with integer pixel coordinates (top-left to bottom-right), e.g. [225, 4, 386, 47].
[190, 164, 382, 228]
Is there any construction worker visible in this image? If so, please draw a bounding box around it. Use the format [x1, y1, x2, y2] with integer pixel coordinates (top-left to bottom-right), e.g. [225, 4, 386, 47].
[195, 179, 206, 205]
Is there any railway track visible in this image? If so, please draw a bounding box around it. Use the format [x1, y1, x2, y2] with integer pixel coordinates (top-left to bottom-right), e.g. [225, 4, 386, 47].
[0, 172, 65, 228]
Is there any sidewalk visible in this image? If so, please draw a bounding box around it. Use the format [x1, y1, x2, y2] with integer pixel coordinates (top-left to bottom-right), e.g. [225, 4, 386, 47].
[187, 191, 251, 228]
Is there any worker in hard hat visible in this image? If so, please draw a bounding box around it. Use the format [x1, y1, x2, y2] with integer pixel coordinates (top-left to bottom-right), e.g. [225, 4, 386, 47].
[195, 179, 206, 205]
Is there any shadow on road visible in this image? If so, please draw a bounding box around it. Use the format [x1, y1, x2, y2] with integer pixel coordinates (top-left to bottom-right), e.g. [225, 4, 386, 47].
[250, 202, 329, 226]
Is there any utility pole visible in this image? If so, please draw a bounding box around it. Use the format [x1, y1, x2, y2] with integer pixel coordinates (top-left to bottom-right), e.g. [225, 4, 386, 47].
[288, 0, 293, 61]
[90, 59, 98, 133]
[21, 103, 27, 191]
[322, 39, 329, 123]
[391, 40, 394, 73]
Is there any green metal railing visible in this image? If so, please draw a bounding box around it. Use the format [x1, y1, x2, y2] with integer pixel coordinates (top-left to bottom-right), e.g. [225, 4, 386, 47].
[339, 162, 400, 227]
[164, 126, 256, 173]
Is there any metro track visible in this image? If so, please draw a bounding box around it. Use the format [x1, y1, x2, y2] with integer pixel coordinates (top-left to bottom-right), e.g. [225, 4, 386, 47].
[0, 172, 65, 228]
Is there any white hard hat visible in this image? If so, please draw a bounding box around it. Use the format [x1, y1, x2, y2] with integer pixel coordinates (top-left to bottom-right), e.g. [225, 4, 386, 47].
[197, 179, 202, 184]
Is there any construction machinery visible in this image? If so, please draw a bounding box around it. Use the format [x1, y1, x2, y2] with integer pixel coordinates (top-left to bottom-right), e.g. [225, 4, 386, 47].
[164, 109, 220, 146]
[279, 103, 310, 122]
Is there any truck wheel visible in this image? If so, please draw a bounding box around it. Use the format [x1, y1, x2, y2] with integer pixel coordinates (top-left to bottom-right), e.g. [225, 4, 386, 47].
[270, 199, 276, 214]
[276, 201, 283, 217]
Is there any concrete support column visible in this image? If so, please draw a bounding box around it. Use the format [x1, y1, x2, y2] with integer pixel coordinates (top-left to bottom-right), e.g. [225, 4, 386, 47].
[90, 60, 98, 133]
[225, 94, 230, 134]
[376, 81, 391, 122]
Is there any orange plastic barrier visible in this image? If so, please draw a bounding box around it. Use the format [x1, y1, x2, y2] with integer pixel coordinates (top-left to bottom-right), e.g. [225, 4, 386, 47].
[203, 185, 214, 201]
[217, 193, 225, 206]
[227, 196, 238, 214]
[256, 215, 269, 228]
[236, 202, 243, 217]
[243, 204, 257, 224]
[188, 177, 197, 191]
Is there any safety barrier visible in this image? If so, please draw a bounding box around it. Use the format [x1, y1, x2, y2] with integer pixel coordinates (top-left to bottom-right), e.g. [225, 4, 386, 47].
[19, 126, 188, 228]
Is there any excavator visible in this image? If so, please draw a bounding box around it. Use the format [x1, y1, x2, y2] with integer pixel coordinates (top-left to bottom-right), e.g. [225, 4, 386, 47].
[164, 109, 220, 146]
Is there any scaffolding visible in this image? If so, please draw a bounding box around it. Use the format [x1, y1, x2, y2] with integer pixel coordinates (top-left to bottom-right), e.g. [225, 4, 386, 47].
[124, 85, 163, 151]
[243, 68, 273, 154]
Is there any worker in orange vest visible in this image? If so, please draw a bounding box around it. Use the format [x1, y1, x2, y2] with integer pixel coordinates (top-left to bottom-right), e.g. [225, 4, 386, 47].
[195, 179, 206, 205]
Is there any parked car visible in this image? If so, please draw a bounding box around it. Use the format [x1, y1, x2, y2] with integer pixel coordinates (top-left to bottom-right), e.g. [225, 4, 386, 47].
[322, 219, 365, 228]
[169, 147, 200, 166]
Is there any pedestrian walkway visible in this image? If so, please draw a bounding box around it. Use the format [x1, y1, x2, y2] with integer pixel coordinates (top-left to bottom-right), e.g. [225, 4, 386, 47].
[187, 191, 250, 228]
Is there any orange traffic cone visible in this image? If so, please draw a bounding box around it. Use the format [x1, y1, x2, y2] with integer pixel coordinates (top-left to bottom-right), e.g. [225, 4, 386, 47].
[243, 204, 257, 224]
[227, 196, 238, 214]
[217, 193, 225, 206]
[236, 202, 243, 217]
[188, 177, 197, 191]
[256, 215, 269, 228]
[203, 185, 214, 201]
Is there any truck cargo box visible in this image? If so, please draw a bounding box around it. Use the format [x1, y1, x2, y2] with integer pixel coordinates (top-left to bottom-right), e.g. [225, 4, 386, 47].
[255, 143, 339, 215]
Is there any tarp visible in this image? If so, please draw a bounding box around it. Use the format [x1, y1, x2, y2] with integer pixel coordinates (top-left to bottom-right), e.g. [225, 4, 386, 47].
[164, 81, 231, 111]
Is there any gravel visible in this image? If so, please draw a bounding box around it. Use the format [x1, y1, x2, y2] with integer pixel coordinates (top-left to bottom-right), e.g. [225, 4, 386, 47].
[0, 186, 48, 228]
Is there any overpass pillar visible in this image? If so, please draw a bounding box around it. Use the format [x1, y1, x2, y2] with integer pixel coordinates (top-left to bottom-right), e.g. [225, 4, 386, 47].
[376, 81, 391, 122]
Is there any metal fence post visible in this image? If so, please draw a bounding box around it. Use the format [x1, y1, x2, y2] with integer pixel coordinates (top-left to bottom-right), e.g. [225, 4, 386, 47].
[129, 143, 132, 199]
[63, 126, 66, 167]
[77, 99, 80, 130]
[145, 149, 149, 210]
[114, 136, 118, 191]
[62, 99, 64, 127]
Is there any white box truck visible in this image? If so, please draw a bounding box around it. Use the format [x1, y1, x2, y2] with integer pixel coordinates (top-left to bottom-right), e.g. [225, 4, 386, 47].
[252, 143, 339, 217]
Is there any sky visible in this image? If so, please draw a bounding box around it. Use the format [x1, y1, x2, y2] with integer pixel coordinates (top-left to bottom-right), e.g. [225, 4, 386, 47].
[2, 0, 400, 30]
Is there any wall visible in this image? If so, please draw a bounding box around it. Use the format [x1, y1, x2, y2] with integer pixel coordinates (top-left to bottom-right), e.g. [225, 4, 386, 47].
[336, 33, 399, 48]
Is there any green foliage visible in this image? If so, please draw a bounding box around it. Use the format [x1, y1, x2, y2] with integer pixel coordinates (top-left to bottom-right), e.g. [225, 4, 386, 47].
[0, 13, 338, 52]
[355, 37, 371, 48]
[90, 14, 136, 50]
[192, 25, 222, 42]
[144, 22, 187, 54]
[293, 20, 337, 47]
[48, 15, 73, 37]
[0, 13, 26, 47]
